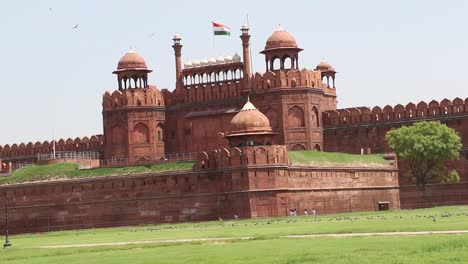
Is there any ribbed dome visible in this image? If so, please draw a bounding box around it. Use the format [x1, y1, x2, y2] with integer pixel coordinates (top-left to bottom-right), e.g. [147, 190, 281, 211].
[117, 49, 147, 70]
[227, 98, 273, 136]
[315, 59, 335, 72]
[264, 26, 298, 50]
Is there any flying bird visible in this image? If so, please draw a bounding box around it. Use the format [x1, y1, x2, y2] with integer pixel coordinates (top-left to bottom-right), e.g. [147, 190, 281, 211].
[72, 24, 79, 30]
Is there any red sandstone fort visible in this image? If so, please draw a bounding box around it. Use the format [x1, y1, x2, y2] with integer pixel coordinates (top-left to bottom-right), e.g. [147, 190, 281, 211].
[0, 25, 467, 234]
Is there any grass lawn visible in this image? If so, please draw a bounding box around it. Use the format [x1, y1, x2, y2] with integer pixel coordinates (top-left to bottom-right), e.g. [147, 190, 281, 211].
[1, 206, 468, 263]
[288, 150, 389, 167]
[0, 162, 194, 185]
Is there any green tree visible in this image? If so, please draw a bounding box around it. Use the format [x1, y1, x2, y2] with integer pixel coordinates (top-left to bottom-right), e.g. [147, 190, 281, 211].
[386, 121, 462, 192]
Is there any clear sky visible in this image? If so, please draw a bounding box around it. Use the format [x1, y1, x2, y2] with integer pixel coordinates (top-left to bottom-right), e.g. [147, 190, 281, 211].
[1, 0, 467, 145]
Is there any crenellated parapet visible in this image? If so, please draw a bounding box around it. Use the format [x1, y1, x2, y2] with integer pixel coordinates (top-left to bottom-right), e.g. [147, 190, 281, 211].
[102, 86, 164, 110]
[0, 135, 103, 159]
[193, 145, 289, 170]
[249, 69, 333, 92]
[323, 97, 468, 128]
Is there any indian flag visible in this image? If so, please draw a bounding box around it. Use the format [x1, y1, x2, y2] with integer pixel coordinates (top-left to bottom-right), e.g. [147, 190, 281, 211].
[212, 22, 231, 36]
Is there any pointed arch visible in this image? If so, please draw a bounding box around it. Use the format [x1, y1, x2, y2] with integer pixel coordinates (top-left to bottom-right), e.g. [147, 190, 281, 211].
[133, 122, 150, 144]
[312, 106, 320, 127]
[288, 106, 305, 127]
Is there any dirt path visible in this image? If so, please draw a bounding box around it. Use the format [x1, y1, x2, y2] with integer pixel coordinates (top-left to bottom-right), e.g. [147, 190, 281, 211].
[39, 230, 468, 249]
[40, 237, 254, 249]
[283, 230, 468, 238]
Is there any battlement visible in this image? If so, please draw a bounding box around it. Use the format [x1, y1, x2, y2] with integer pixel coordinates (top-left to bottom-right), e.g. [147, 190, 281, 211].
[249, 69, 334, 93]
[193, 145, 289, 170]
[323, 97, 468, 128]
[102, 86, 164, 110]
[0, 135, 103, 159]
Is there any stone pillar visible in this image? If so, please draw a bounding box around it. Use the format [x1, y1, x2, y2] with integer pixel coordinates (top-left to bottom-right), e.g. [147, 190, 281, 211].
[240, 25, 252, 81]
[172, 34, 183, 89]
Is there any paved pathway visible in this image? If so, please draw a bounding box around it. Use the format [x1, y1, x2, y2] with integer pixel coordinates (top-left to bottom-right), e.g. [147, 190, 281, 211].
[40, 237, 254, 248]
[40, 230, 468, 249]
[283, 230, 468, 238]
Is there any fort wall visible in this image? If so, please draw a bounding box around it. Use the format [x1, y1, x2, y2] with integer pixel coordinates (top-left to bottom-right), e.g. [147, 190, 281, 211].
[0, 146, 398, 235]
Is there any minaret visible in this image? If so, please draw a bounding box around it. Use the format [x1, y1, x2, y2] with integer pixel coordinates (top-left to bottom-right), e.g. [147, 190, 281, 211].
[240, 24, 252, 81]
[172, 33, 183, 89]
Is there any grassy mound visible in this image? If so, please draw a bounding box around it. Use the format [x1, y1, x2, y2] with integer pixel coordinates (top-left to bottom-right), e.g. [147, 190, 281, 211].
[0, 161, 194, 185]
[288, 151, 389, 167]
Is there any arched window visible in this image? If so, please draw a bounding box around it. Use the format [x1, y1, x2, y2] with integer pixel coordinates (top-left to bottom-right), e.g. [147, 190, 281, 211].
[283, 56, 293, 69]
[133, 123, 150, 143]
[272, 57, 280, 71]
[288, 106, 305, 127]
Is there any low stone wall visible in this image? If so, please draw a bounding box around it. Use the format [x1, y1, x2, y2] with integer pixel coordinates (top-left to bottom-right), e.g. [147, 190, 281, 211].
[399, 183, 468, 209]
[0, 164, 399, 235]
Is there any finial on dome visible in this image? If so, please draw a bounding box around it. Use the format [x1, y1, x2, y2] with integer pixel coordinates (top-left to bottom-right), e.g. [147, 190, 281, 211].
[277, 24, 284, 31]
[241, 95, 256, 111]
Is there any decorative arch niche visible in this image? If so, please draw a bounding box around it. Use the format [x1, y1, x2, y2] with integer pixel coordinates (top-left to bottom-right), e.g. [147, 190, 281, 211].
[133, 122, 150, 144]
[291, 144, 306, 151]
[288, 106, 305, 127]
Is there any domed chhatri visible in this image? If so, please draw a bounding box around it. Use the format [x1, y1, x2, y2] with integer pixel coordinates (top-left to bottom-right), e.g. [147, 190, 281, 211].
[115, 49, 149, 71]
[316, 59, 335, 72]
[226, 97, 275, 147]
[264, 26, 298, 50]
[260, 26, 303, 71]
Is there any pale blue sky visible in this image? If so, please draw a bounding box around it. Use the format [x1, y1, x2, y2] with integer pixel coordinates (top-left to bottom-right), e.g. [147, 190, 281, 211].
[1, 0, 467, 145]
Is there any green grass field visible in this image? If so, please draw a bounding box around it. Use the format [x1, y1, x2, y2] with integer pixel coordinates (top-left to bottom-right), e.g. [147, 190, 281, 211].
[288, 151, 389, 167]
[1, 206, 468, 263]
[0, 162, 194, 185]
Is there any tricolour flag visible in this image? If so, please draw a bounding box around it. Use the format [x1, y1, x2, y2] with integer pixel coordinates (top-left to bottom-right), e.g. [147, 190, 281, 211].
[212, 22, 231, 36]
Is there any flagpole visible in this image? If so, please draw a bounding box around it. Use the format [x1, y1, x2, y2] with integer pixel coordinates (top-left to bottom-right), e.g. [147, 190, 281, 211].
[211, 22, 216, 57]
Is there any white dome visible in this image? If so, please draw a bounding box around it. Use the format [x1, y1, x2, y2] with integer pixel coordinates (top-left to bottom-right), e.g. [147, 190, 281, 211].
[184, 61, 192, 68]
[224, 56, 233, 63]
[200, 58, 209, 66]
[192, 60, 201, 67]
[216, 56, 225, 63]
[173, 33, 181, 39]
[208, 57, 216, 65]
[232, 53, 241, 63]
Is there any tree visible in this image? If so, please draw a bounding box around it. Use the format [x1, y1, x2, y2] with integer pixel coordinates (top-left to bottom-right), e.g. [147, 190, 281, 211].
[386, 121, 462, 193]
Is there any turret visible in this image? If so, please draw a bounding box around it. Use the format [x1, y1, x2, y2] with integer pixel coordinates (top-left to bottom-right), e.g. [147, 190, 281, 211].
[112, 49, 152, 90]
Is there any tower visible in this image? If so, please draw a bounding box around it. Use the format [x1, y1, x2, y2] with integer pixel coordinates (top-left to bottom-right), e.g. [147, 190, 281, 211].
[102, 50, 165, 160]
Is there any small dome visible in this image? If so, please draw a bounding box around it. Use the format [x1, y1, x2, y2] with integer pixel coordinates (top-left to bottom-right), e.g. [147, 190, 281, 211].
[200, 58, 209, 66]
[208, 57, 216, 65]
[117, 49, 147, 70]
[184, 61, 192, 68]
[173, 33, 181, 40]
[316, 59, 335, 72]
[216, 56, 225, 64]
[232, 53, 241, 62]
[241, 24, 249, 30]
[227, 97, 273, 136]
[224, 56, 233, 63]
[192, 59, 201, 67]
[264, 26, 298, 50]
